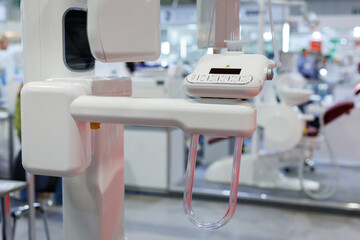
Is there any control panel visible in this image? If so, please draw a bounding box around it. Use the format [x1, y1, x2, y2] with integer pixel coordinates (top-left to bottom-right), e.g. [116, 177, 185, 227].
[187, 73, 253, 85]
[183, 52, 274, 99]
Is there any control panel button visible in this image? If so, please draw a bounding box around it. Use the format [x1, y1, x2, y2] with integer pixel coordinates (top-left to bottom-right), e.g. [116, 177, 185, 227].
[218, 75, 229, 83]
[199, 75, 208, 82]
[240, 75, 253, 84]
[229, 76, 240, 83]
[187, 74, 199, 83]
[208, 75, 219, 83]
[188, 74, 253, 85]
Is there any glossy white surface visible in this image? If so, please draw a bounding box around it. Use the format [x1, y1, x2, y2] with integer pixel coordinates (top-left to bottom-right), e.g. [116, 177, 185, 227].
[21, 81, 92, 177]
[183, 52, 273, 99]
[70, 98, 257, 138]
[87, 0, 161, 62]
[21, 0, 262, 236]
[63, 123, 125, 240]
[22, 0, 93, 84]
[21, 78, 131, 177]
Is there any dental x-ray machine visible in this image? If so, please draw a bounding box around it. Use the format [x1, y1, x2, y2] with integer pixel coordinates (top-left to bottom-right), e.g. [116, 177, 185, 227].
[21, 0, 276, 239]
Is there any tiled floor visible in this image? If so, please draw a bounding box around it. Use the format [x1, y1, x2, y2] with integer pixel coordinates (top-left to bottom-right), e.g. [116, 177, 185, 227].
[8, 194, 360, 240]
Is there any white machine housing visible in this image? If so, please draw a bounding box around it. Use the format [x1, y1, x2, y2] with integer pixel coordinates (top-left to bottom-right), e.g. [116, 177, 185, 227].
[21, 0, 162, 238]
[20, 0, 269, 238]
[21, 78, 131, 177]
[184, 52, 275, 99]
[21, 0, 93, 84]
[87, 0, 161, 62]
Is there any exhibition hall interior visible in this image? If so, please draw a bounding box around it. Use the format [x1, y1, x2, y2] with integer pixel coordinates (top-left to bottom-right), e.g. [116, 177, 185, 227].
[0, 0, 360, 239]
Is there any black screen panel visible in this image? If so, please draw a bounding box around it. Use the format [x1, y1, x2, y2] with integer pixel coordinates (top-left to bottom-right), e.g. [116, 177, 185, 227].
[64, 9, 95, 71]
[209, 68, 242, 75]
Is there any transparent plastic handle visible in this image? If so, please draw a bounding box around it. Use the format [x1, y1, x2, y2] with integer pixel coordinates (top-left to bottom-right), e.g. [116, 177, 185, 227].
[183, 134, 243, 230]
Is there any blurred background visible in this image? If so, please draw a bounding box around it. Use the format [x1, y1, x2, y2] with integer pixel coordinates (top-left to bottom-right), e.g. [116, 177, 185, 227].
[1, 0, 360, 239]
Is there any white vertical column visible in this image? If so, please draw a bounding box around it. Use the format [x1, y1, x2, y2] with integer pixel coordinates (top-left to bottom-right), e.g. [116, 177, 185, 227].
[63, 124, 125, 240]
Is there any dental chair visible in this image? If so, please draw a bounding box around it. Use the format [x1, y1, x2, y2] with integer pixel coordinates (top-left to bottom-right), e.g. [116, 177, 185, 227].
[206, 73, 355, 199]
[206, 73, 317, 191]
[295, 100, 354, 199]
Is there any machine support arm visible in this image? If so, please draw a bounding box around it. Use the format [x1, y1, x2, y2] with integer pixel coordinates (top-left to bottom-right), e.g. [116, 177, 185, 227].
[70, 96, 256, 138]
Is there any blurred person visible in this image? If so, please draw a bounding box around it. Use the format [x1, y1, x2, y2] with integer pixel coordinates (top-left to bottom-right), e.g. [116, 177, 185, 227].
[0, 35, 10, 105]
[0, 34, 9, 50]
[297, 49, 315, 79]
[125, 62, 146, 75]
[125, 62, 136, 74]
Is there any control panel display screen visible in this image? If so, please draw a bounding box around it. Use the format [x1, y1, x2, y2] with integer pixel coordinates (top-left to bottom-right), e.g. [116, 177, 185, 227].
[209, 68, 242, 75]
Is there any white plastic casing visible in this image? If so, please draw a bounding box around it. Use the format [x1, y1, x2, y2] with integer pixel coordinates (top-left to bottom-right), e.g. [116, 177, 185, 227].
[183, 52, 274, 99]
[87, 0, 161, 62]
[70, 98, 257, 138]
[21, 78, 131, 177]
[21, 0, 93, 84]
